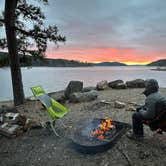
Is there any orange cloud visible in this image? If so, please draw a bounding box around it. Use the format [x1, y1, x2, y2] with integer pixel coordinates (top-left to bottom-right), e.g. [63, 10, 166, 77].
[46, 46, 166, 65]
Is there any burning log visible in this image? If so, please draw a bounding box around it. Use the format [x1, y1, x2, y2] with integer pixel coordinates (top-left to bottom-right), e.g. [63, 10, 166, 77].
[92, 118, 116, 140]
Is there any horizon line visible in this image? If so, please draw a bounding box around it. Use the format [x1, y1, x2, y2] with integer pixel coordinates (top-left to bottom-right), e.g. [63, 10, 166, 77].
[45, 57, 151, 65]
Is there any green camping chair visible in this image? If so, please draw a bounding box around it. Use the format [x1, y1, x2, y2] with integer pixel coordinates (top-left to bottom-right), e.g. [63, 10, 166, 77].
[31, 85, 68, 136]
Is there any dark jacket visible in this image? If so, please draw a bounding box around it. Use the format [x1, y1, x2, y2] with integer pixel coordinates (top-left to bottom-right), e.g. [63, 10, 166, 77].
[139, 92, 166, 119]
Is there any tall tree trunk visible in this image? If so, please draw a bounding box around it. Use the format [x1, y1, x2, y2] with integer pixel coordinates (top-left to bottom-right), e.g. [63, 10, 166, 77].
[4, 0, 25, 106]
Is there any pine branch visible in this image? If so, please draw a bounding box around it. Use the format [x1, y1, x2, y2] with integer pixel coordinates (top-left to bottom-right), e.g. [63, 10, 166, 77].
[0, 19, 5, 23]
[16, 1, 45, 25]
[2, 0, 66, 58]
[0, 19, 5, 26]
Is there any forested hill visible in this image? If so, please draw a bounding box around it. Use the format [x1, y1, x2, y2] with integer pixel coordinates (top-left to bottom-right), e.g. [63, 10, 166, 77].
[147, 59, 166, 66]
[0, 51, 128, 67]
[94, 62, 127, 66]
[0, 52, 92, 67]
[31, 58, 92, 67]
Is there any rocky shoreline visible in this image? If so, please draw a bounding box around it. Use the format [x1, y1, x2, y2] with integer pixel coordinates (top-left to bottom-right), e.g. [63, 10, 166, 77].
[0, 79, 161, 138]
[0, 79, 166, 166]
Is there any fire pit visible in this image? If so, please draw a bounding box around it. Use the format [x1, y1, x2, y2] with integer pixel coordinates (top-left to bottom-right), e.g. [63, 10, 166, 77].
[71, 118, 131, 154]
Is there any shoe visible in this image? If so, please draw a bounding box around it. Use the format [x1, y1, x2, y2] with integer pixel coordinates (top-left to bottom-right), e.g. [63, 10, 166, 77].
[126, 130, 144, 141]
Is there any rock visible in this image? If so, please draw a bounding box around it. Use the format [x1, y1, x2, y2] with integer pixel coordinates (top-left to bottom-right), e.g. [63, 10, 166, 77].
[115, 83, 127, 89]
[114, 101, 126, 109]
[88, 100, 111, 111]
[126, 79, 145, 88]
[64, 81, 83, 99]
[100, 100, 111, 105]
[5, 112, 20, 123]
[24, 119, 43, 131]
[0, 108, 3, 114]
[56, 95, 66, 104]
[82, 86, 96, 92]
[0, 105, 8, 114]
[128, 101, 139, 108]
[103, 162, 110, 166]
[5, 112, 26, 126]
[139, 150, 151, 159]
[108, 80, 124, 88]
[69, 90, 98, 103]
[126, 106, 136, 112]
[0, 113, 4, 123]
[128, 101, 137, 106]
[49, 91, 66, 104]
[0, 122, 23, 138]
[0, 106, 17, 114]
[96, 80, 108, 90]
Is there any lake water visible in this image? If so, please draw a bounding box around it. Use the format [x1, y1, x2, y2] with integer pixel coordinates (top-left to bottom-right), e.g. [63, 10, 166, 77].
[0, 66, 166, 101]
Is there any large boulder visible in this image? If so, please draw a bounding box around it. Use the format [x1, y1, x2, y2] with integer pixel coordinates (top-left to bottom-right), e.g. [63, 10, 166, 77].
[126, 79, 145, 88]
[64, 81, 83, 99]
[115, 83, 127, 89]
[69, 90, 98, 103]
[108, 80, 123, 88]
[108, 80, 127, 89]
[96, 80, 108, 90]
[82, 86, 96, 92]
[49, 91, 67, 104]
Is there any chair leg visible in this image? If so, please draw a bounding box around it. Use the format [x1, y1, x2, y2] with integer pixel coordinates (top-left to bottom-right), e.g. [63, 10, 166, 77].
[58, 119, 67, 128]
[50, 122, 60, 137]
[46, 118, 66, 137]
[148, 129, 166, 144]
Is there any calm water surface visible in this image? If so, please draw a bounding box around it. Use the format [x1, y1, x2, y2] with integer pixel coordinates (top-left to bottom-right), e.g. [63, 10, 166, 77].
[0, 66, 166, 101]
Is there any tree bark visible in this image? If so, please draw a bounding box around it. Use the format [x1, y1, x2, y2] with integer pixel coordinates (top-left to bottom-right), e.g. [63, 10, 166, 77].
[4, 0, 25, 106]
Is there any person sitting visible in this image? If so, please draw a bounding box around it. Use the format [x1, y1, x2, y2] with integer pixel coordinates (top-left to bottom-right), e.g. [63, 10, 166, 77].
[127, 79, 166, 140]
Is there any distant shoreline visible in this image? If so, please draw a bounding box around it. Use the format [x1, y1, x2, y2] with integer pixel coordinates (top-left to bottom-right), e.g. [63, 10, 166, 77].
[3, 64, 158, 68]
[151, 67, 166, 71]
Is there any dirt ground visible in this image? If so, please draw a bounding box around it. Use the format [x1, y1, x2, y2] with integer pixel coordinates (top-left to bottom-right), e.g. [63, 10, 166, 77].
[0, 88, 166, 166]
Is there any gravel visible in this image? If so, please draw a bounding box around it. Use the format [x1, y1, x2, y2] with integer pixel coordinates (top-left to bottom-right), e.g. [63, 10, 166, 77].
[0, 88, 166, 166]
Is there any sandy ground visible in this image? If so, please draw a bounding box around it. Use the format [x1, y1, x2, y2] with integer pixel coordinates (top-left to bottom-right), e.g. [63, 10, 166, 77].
[0, 88, 166, 166]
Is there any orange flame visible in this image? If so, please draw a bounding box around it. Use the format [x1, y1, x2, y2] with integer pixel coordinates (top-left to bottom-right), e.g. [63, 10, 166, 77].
[92, 118, 115, 139]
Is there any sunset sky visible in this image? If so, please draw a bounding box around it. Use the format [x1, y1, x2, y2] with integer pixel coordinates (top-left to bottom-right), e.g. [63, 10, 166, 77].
[1, 0, 166, 64]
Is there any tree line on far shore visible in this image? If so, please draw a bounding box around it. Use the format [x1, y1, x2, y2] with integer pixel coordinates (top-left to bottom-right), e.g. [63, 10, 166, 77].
[0, 52, 92, 67]
[1, 51, 166, 68]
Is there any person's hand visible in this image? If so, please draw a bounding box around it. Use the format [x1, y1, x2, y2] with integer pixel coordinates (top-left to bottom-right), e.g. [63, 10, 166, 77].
[136, 106, 142, 112]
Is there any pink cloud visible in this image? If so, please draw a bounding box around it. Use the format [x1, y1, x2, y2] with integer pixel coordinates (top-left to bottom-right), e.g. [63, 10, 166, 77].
[46, 46, 166, 64]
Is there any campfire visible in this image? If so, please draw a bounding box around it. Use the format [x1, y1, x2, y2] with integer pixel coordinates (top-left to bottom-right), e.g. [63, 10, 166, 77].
[91, 117, 116, 139]
[71, 118, 131, 154]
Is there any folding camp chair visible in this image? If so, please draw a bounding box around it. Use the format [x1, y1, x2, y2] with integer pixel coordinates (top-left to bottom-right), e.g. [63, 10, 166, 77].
[31, 85, 68, 136]
[143, 100, 166, 142]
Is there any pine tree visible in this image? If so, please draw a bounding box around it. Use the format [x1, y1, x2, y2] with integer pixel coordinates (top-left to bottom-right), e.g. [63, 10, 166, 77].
[0, 0, 65, 106]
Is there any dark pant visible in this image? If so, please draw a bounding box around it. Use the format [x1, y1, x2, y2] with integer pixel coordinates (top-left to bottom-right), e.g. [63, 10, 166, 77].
[132, 112, 144, 136]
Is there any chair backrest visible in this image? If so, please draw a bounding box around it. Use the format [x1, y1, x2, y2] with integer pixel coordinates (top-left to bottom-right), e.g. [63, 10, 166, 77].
[31, 86, 68, 120]
[31, 85, 45, 97]
[37, 94, 52, 108]
[155, 100, 166, 118]
[147, 100, 166, 131]
[154, 100, 166, 130]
